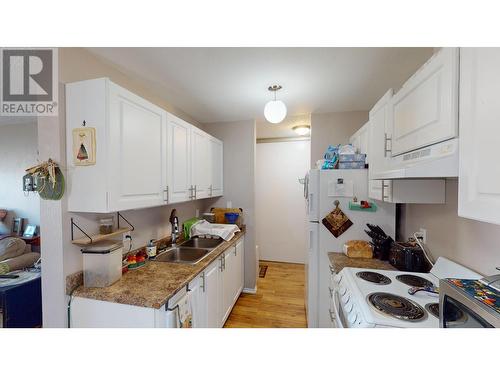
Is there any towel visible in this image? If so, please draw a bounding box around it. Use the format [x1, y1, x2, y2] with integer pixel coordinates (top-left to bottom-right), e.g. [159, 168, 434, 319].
[190, 220, 240, 241]
[177, 292, 192, 328]
[183, 218, 201, 240]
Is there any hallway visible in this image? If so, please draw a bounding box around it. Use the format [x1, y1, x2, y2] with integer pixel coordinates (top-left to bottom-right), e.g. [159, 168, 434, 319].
[224, 261, 307, 328]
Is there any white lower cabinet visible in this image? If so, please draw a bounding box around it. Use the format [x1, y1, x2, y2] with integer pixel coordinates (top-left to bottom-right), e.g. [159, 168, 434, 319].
[204, 260, 220, 328]
[188, 236, 245, 328]
[188, 273, 206, 328]
[71, 236, 245, 328]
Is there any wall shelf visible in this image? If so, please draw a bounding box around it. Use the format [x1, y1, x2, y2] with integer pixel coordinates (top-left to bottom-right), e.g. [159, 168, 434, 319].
[71, 212, 134, 246]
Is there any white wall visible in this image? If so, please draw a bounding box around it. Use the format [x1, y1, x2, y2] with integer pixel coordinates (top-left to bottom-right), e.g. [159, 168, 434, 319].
[310, 111, 368, 168]
[256, 140, 310, 263]
[202, 119, 257, 291]
[399, 179, 500, 276]
[0, 121, 40, 234]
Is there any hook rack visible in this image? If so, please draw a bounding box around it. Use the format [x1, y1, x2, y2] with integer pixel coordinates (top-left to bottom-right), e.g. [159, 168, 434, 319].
[71, 211, 134, 246]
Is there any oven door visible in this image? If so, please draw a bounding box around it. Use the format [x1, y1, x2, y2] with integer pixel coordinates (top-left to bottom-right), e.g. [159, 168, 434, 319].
[441, 295, 493, 328]
[333, 288, 348, 328]
[440, 281, 497, 328]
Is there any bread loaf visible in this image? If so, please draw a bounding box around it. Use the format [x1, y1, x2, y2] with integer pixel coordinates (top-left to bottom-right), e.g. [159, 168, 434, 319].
[343, 240, 373, 258]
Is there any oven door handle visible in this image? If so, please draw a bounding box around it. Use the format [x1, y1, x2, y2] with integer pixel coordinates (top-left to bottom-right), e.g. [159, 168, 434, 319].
[332, 288, 345, 328]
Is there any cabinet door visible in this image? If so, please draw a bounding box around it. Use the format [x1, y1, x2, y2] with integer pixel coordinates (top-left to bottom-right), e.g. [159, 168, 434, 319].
[458, 48, 500, 225]
[108, 83, 167, 211]
[221, 249, 236, 326]
[235, 239, 244, 296]
[390, 48, 459, 156]
[166, 114, 192, 203]
[204, 260, 220, 328]
[189, 273, 206, 328]
[369, 179, 392, 202]
[209, 137, 224, 197]
[191, 128, 211, 199]
[368, 89, 393, 180]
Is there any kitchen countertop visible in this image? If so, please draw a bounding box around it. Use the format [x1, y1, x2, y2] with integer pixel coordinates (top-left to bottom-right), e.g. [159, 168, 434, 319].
[327, 252, 396, 274]
[72, 229, 245, 309]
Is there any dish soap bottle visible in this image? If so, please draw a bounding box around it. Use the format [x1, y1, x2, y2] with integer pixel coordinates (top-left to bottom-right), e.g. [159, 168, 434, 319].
[146, 239, 157, 259]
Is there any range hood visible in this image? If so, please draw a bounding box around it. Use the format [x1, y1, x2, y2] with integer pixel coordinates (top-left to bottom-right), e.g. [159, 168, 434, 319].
[371, 138, 459, 180]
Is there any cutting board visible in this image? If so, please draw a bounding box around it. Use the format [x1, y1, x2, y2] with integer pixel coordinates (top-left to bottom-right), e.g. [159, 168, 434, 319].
[210, 208, 243, 225]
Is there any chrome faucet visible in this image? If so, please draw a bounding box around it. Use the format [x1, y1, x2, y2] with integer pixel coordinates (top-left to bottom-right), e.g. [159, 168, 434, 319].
[170, 209, 180, 246]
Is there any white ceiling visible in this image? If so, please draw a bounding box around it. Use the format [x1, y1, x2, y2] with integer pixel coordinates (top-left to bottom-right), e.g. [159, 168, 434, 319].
[87, 47, 434, 124]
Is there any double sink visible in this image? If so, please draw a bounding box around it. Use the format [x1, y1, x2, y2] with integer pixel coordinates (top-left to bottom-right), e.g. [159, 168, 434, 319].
[153, 237, 223, 264]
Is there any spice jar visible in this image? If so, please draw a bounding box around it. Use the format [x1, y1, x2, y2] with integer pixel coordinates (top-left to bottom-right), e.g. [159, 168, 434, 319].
[99, 217, 114, 235]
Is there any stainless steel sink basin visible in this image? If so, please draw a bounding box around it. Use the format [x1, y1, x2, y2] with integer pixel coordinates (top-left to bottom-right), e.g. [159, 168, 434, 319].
[180, 237, 223, 249]
[153, 246, 212, 264]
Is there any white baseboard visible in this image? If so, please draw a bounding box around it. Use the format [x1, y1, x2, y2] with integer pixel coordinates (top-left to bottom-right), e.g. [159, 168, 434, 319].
[242, 287, 257, 294]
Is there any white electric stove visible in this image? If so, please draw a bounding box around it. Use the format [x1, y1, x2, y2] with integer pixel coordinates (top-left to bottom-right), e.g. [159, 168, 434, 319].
[332, 257, 482, 328]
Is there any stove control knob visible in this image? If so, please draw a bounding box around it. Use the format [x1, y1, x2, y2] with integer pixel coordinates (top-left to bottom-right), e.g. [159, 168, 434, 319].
[348, 311, 358, 325]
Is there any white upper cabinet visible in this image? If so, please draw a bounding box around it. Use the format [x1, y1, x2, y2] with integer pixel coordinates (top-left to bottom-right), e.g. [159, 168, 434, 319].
[368, 90, 393, 201]
[108, 83, 167, 211]
[210, 137, 224, 197]
[349, 121, 369, 162]
[66, 78, 167, 213]
[166, 113, 192, 203]
[458, 48, 500, 225]
[389, 48, 459, 156]
[66, 78, 223, 213]
[368, 90, 393, 179]
[191, 127, 211, 199]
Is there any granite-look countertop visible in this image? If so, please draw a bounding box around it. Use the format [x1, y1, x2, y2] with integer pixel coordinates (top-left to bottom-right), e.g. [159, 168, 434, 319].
[328, 252, 396, 274]
[72, 229, 245, 309]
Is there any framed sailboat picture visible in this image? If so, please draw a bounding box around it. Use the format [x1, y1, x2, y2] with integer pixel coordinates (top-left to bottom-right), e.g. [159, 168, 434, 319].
[72, 127, 96, 166]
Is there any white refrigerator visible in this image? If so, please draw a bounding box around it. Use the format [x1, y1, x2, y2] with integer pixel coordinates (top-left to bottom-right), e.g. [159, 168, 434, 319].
[305, 169, 395, 328]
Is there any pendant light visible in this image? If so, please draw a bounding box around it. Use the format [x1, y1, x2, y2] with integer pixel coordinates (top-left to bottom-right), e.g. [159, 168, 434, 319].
[264, 84, 287, 124]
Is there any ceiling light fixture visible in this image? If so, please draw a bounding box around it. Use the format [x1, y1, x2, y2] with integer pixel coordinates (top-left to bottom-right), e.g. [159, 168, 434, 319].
[264, 84, 287, 124]
[292, 125, 311, 136]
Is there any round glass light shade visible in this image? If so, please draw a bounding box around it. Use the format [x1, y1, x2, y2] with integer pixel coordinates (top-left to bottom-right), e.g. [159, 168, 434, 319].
[293, 125, 311, 136]
[264, 100, 287, 123]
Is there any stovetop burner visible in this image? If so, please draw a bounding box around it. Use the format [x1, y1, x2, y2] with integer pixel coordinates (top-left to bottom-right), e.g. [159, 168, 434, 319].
[425, 303, 440, 319]
[356, 271, 391, 285]
[367, 292, 426, 321]
[396, 274, 434, 288]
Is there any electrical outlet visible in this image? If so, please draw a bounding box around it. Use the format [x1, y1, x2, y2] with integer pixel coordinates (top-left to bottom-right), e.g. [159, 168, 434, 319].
[123, 231, 132, 251]
[416, 228, 427, 244]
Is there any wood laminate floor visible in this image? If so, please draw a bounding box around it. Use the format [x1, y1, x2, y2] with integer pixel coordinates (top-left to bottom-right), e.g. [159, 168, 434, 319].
[224, 261, 307, 328]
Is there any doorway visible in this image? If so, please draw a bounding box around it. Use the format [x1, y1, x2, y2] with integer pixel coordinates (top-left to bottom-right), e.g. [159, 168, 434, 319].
[256, 140, 310, 263]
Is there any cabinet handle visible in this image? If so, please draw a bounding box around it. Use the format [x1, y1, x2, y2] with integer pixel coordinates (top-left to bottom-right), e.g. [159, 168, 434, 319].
[164, 186, 169, 203]
[381, 182, 385, 202]
[223, 255, 226, 271]
[328, 287, 333, 298]
[234, 245, 237, 256]
[209, 185, 213, 197]
[189, 185, 194, 199]
[384, 133, 392, 157]
[194, 185, 197, 199]
[329, 308, 336, 322]
[200, 272, 205, 293]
